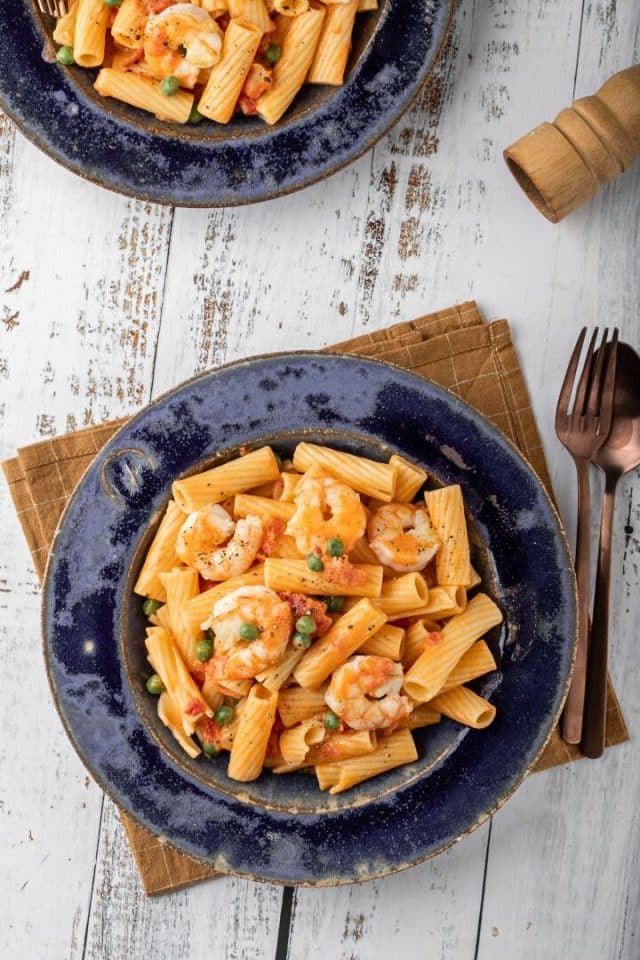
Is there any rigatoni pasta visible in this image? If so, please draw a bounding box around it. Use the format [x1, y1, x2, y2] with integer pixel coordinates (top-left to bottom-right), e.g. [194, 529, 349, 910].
[52, 0, 376, 125]
[137, 442, 501, 790]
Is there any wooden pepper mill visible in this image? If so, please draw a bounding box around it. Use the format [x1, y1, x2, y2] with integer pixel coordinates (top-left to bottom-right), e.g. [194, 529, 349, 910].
[504, 65, 640, 222]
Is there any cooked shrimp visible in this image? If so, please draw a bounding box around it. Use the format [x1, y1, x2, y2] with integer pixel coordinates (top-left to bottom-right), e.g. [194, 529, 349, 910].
[176, 504, 262, 581]
[143, 4, 223, 87]
[325, 656, 413, 731]
[367, 503, 440, 573]
[286, 471, 367, 555]
[208, 586, 293, 680]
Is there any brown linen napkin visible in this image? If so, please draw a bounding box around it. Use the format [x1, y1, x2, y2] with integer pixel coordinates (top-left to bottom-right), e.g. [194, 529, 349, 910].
[2, 300, 628, 895]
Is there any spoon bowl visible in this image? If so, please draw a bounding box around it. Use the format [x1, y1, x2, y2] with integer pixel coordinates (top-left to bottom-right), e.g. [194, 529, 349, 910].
[592, 343, 640, 477]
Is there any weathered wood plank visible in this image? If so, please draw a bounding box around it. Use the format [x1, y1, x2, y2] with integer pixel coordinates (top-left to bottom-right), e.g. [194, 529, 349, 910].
[477, 1, 640, 955]
[287, 825, 490, 960]
[0, 124, 173, 960]
[84, 799, 283, 960]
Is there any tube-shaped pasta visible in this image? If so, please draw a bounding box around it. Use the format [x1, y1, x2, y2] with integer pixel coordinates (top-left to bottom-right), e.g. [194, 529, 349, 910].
[307, 729, 376, 764]
[265, 533, 304, 560]
[233, 494, 295, 522]
[440, 640, 497, 693]
[375, 572, 429, 616]
[292, 442, 396, 501]
[403, 619, 443, 667]
[273, 472, 302, 502]
[468, 566, 482, 588]
[173, 447, 280, 512]
[357, 0, 377, 11]
[159, 569, 200, 663]
[293, 598, 387, 689]
[425, 485, 473, 586]
[389, 585, 466, 621]
[349, 535, 382, 565]
[201, 675, 224, 712]
[228, 684, 278, 781]
[429, 686, 496, 729]
[388, 454, 427, 502]
[145, 627, 212, 734]
[269, 0, 309, 14]
[273, 729, 376, 772]
[403, 704, 441, 730]
[53, 1, 78, 46]
[198, 17, 263, 123]
[264, 558, 383, 597]
[359, 623, 405, 660]
[316, 728, 417, 793]
[74, 0, 110, 67]
[279, 717, 326, 765]
[228, 0, 271, 30]
[256, 3, 326, 124]
[403, 594, 503, 703]
[110, 0, 147, 49]
[308, 0, 358, 85]
[95, 70, 194, 122]
[256, 644, 304, 691]
[158, 692, 201, 758]
[134, 500, 186, 602]
[277, 685, 328, 727]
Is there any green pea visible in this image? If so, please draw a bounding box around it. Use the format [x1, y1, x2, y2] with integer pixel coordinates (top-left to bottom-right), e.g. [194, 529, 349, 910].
[273, 450, 283, 468]
[206, 627, 216, 644]
[326, 537, 344, 558]
[142, 597, 162, 617]
[239, 622, 260, 641]
[104, 0, 122, 6]
[265, 43, 281, 64]
[160, 76, 180, 96]
[326, 595, 345, 614]
[323, 711, 340, 731]
[215, 704, 234, 726]
[56, 46, 74, 66]
[202, 741, 220, 757]
[188, 105, 204, 125]
[195, 638, 213, 662]
[296, 614, 316, 636]
[307, 553, 324, 572]
[292, 631, 312, 650]
[146, 674, 165, 696]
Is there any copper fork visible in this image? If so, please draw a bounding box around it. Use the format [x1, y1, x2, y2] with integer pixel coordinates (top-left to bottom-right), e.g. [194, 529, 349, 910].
[555, 327, 618, 744]
[36, 0, 67, 18]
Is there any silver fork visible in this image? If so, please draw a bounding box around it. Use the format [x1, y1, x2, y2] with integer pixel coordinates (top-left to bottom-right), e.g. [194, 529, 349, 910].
[36, 0, 68, 19]
[555, 327, 618, 744]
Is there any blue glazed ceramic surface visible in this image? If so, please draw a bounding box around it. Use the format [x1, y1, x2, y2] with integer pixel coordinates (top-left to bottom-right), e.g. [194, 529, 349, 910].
[43, 354, 576, 885]
[0, 1, 453, 206]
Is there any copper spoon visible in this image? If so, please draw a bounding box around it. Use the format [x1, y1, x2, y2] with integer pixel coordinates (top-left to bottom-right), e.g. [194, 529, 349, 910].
[582, 342, 640, 758]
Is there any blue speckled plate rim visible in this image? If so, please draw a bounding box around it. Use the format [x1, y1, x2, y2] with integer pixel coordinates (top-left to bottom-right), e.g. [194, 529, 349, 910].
[41, 351, 577, 885]
[0, 1, 456, 207]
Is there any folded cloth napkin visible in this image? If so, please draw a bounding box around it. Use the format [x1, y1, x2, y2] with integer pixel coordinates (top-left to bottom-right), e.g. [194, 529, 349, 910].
[2, 300, 628, 895]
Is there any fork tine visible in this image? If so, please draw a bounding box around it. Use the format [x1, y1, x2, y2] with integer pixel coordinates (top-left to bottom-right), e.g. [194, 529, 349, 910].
[555, 327, 587, 431]
[586, 327, 609, 417]
[573, 327, 599, 417]
[597, 328, 619, 437]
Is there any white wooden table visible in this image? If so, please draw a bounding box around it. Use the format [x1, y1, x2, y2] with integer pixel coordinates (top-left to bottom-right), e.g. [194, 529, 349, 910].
[2, 1, 639, 957]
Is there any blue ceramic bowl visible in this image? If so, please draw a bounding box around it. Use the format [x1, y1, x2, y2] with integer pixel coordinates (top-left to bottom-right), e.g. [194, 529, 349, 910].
[43, 353, 576, 885]
[0, 1, 453, 206]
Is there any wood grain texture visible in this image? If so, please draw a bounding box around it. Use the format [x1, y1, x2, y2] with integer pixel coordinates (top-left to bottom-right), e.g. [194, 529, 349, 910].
[84, 799, 283, 960]
[1, 0, 639, 957]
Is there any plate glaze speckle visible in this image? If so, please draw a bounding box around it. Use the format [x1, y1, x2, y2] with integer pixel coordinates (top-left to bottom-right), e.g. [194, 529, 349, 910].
[0, 1, 454, 206]
[43, 354, 576, 885]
